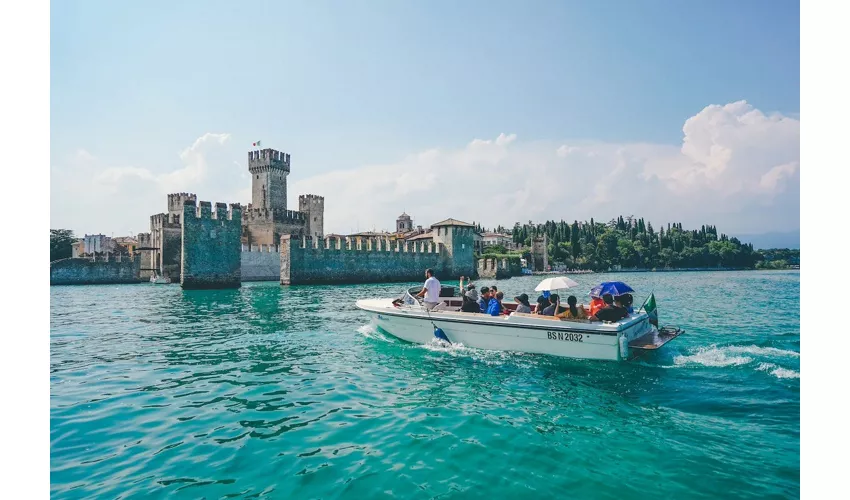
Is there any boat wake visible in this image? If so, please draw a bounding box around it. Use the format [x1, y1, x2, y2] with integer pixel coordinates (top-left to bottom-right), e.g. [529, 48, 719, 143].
[670, 344, 800, 379]
[418, 338, 540, 368]
[356, 324, 393, 342]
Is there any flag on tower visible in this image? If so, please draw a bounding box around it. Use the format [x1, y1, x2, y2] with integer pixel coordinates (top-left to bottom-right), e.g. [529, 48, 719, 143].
[252, 140, 262, 147]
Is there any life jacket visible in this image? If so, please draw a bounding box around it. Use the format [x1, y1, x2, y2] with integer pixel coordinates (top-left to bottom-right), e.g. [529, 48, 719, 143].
[589, 297, 605, 317]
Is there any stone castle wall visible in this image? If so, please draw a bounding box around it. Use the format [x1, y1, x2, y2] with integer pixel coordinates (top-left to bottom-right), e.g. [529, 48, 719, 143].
[181, 201, 242, 289]
[299, 194, 324, 239]
[477, 257, 522, 279]
[136, 232, 154, 279]
[281, 235, 450, 285]
[241, 206, 309, 246]
[50, 255, 141, 286]
[241, 244, 281, 282]
[151, 213, 182, 279]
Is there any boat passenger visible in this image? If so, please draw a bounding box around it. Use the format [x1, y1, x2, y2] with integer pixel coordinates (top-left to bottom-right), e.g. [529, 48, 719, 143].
[489, 286, 508, 313]
[486, 292, 503, 316]
[555, 295, 588, 320]
[589, 296, 605, 317]
[460, 294, 480, 313]
[514, 293, 532, 314]
[543, 294, 571, 316]
[478, 287, 491, 313]
[459, 276, 478, 302]
[614, 295, 630, 316]
[415, 268, 441, 310]
[621, 293, 634, 314]
[535, 295, 550, 314]
[590, 293, 629, 322]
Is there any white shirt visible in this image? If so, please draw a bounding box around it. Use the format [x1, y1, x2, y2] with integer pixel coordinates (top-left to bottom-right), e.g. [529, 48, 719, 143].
[423, 276, 441, 303]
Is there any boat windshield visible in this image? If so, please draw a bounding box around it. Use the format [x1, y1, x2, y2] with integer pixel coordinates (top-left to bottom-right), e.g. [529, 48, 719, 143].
[397, 289, 421, 306]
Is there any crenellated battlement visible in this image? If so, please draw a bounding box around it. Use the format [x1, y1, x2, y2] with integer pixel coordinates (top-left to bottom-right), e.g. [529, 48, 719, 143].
[281, 209, 306, 224]
[298, 194, 324, 203]
[293, 235, 446, 255]
[151, 212, 181, 228]
[182, 199, 241, 221]
[168, 192, 197, 213]
[241, 206, 307, 224]
[280, 233, 453, 285]
[248, 148, 291, 174]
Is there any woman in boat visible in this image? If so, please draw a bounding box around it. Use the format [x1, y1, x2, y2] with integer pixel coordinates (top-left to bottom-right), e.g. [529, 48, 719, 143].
[514, 293, 532, 313]
[555, 295, 588, 320]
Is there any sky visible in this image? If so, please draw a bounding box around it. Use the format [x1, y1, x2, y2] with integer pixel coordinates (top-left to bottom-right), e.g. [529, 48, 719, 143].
[50, 0, 800, 240]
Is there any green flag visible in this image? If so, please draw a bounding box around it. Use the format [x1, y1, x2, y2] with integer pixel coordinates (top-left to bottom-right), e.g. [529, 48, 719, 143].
[644, 292, 658, 327]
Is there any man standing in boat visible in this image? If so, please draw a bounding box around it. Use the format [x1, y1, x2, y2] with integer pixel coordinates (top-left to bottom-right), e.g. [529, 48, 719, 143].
[416, 268, 442, 310]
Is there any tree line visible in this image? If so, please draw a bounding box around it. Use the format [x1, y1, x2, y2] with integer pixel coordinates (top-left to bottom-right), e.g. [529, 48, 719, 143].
[481, 216, 795, 271]
[51, 224, 799, 271]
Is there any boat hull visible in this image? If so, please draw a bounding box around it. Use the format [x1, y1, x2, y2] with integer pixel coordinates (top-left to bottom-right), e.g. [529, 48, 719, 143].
[356, 299, 654, 361]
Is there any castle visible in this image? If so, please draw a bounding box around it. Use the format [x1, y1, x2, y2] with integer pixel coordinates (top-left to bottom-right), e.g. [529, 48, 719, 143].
[141, 148, 324, 279]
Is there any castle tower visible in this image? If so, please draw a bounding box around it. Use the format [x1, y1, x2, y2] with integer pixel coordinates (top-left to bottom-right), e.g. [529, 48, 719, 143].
[248, 148, 290, 214]
[299, 194, 325, 239]
[397, 212, 412, 233]
[167, 193, 197, 222]
[430, 218, 476, 279]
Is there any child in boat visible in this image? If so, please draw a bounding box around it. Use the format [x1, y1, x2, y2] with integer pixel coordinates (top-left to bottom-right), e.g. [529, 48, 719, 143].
[555, 295, 588, 320]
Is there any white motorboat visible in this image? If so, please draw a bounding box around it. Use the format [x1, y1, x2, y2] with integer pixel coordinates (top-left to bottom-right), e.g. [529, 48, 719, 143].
[356, 286, 683, 362]
[150, 272, 171, 284]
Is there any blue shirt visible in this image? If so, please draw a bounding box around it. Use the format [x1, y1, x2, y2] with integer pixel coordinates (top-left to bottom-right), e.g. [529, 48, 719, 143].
[486, 298, 501, 316]
[478, 297, 488, 313]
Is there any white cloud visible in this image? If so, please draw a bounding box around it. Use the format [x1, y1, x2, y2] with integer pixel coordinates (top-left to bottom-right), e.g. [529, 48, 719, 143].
[51, 133, 238, 236]
[292, 100, 799, 235]
[91, 133, 231, 194]
[50, 101, 799, 238]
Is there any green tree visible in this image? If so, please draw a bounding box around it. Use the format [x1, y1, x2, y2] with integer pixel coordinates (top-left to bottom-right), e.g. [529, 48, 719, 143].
[482, 244, 508, 255]
[50, 229, 76, 261]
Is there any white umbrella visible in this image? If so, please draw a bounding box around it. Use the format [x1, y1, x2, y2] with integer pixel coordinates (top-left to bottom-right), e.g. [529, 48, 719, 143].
[534, 276, 580, 292]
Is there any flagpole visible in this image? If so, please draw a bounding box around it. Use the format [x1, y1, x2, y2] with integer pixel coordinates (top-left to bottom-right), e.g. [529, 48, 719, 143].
[637, 288, 655, 313]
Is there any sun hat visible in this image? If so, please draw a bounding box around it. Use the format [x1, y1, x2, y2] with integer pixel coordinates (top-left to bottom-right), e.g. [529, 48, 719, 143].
[515, 293, 530, 306]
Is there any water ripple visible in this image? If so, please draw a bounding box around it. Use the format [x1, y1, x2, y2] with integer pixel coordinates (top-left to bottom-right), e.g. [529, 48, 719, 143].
[51, 272, 799, 499]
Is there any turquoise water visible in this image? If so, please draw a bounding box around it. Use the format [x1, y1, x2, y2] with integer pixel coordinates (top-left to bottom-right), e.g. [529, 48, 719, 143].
[50, 271, 800, 499]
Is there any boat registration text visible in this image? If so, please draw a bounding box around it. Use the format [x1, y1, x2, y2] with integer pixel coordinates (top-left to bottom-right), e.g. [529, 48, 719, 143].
[547, 331, 583, 342]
